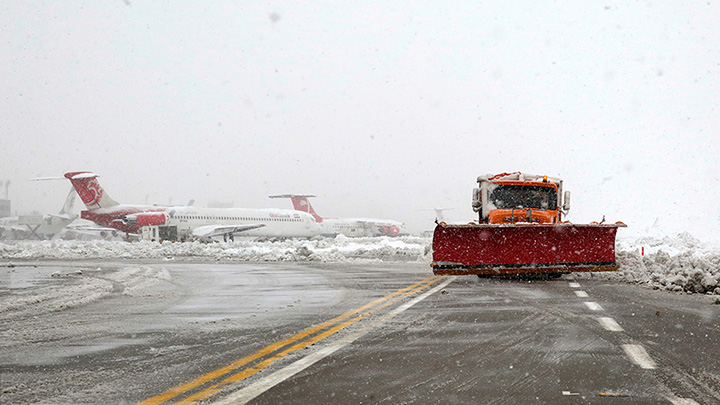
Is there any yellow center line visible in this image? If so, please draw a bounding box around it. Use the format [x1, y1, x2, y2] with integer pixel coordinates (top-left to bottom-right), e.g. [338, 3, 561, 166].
[139, 276, 439, 405]
[175, 277, 442, 404]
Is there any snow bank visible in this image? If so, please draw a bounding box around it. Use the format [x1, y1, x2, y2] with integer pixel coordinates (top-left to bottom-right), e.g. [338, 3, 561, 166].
[1, 232, 717, 295]
[0, 274, 113, 319]
[0, 235, 432, 263]
[0, 266, 170, 322]
[612, 233, 720, 295]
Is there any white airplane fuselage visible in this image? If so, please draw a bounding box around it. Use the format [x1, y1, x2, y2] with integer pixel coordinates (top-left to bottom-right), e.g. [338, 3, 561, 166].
[269, 194, 410, 237]
[165, 207, 322, 238]
[320, 218, 408, 237]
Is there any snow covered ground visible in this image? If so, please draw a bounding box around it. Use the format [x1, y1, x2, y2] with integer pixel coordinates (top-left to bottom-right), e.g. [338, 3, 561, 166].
[613, 233, 720, 296]
[1, 233, 718, 296]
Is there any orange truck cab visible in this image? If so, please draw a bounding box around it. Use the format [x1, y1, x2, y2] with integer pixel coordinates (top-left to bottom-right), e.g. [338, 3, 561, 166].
[473, 172, 570, 225]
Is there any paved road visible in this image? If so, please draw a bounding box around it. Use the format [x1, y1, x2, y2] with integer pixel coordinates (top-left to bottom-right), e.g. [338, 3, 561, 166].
[1, 261, 718, 404]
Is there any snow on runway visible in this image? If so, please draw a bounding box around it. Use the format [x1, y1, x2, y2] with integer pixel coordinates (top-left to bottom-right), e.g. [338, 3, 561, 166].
[1, 232, 719, 297]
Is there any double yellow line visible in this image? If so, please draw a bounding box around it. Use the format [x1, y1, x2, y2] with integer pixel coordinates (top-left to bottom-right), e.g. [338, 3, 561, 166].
[140, 275, 442, 405]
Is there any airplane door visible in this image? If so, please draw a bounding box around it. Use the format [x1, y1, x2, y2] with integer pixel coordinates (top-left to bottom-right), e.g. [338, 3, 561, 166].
[305, 217, 310, 228]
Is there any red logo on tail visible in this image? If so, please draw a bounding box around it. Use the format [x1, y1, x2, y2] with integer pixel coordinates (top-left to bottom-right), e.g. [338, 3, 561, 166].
[82, 178, 104, 207]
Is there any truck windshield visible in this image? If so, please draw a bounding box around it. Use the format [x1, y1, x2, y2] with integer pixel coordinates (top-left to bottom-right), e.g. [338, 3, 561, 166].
[489, 185, 557, 210]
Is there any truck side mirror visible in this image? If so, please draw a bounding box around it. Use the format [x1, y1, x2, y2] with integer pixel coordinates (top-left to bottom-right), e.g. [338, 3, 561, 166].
[472, 188, 481, 212]
[563, 191, 571, 211]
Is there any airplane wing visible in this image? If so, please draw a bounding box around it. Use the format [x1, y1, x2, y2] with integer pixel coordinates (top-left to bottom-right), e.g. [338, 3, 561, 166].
[1, 224, 23, 231]
[46, 214, 78, 220]
[191, 224, 265, 239]
[67, 224, 124, 237]
[69, 225, 117, 231]
[268, 194, 317, 198]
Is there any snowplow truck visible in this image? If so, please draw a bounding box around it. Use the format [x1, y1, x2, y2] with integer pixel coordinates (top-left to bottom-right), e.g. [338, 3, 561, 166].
[432, 172, 625, 276]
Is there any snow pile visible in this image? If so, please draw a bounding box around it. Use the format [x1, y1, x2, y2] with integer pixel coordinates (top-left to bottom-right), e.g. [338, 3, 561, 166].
[0, 235, 432, 263]
[105, 266, 171, 296]
[614, 233, 720, 295]
[0, 274, 113, 320]
[1, 233, 718, 295]
[0, 266, 170, 322]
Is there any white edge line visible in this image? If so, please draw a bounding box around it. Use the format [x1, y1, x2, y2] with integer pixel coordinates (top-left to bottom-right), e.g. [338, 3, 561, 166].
[584, 301, 604, 311]
[621, 344, 656, 369]
[214, 276, 456, 405]
[666, 395, 700, 405]
[597, 317, 624, 332]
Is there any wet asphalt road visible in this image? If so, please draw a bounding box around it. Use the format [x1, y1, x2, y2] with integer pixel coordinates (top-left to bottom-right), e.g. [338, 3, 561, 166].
[1, 261, 718, 404]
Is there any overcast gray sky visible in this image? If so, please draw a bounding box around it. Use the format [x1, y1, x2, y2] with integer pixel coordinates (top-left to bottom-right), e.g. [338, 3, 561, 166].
[1, 1, 718, 241]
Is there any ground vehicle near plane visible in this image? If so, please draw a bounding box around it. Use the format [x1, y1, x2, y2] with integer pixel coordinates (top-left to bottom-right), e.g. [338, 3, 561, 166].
[432, 172, 625, 276]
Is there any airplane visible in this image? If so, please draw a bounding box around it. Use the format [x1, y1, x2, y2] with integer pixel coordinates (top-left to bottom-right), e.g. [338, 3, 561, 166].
[268, 194, 409, 237]
[421, 207, 454, 223]
[0, 188, 78, 240]
[64, 172, 323, 241]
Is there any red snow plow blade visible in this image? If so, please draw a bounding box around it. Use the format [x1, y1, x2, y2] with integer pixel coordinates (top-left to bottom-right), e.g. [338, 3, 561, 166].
[432, 222, 626, 276]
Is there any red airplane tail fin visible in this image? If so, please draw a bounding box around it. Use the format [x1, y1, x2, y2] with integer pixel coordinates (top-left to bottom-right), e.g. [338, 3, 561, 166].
[64, 172, 119, 210]
[269, 194, 323, 222]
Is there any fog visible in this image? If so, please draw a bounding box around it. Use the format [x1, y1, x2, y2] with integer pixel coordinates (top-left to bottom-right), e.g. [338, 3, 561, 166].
[2, 2, 718, 241]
